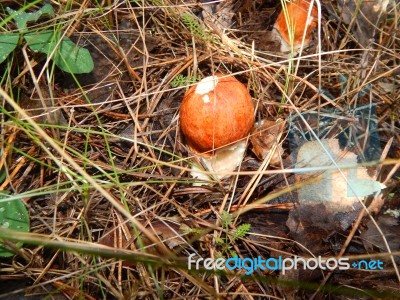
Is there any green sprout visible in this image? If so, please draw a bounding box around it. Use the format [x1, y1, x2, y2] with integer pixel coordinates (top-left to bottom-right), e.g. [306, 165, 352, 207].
[0, 192, 30, 257]
[216, 211, 251, 258]
[0, 4, 94, 74]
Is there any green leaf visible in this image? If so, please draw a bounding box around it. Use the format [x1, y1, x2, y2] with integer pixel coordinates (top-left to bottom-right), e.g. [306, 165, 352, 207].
[229, 250, 237, 257]
[214, 237, 224, 245]
[0, 33, 19, 64]
[221, 211, 232, 228]
[234, 223, 251, 239]
[54, 36, 94, 74]
[0, 165, 5, 184]
[6, 4, 54, 32]
[170, 74, 201, 88]
[24, 31, 94, 74]
[0, 193, 30, 257]
[24, 30, 57, 52]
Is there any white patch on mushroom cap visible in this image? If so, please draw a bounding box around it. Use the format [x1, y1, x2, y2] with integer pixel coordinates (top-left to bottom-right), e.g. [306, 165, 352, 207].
[202, 95, 210, 103]
[195, 76, 219, 95]
[306, 15, 315, 27]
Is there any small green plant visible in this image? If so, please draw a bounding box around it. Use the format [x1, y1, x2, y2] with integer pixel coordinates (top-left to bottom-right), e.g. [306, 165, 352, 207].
[181, 13, 215, 42]
[215, 211, 251, 257]
[182, 227, 208, 235]
[0, 192, 30, 257]
[170, 74, 201, 88]
[0, 4, 94, 74]
[0, 162, 5, 185]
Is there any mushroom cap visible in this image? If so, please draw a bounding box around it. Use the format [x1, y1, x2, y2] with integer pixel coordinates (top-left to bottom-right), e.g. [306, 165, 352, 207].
[274, 0, 318, 50]
[179, 74, 255, 155]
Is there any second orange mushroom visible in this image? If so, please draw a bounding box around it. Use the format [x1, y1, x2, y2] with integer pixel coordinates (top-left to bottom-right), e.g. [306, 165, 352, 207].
[274, 0, 318, 53]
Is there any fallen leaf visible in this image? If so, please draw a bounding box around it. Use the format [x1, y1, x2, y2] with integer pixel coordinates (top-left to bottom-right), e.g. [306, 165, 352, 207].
[337, 0, 389, 47]
[287, 138, 386, 253]
[361, 214, 400, 261]
[250, 119, 285, 166]
[295, 139, 385, 210]
[201, 0, 237, 30]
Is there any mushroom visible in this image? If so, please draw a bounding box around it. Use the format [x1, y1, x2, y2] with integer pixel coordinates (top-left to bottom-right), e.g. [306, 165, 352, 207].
[179, 74, 255, 182]
[273, 0, 318, 53]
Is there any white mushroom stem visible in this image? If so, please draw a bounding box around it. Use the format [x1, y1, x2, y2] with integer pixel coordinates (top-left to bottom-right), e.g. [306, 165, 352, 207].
[272, 27, 307, 54]
[190, 140, 247, 185]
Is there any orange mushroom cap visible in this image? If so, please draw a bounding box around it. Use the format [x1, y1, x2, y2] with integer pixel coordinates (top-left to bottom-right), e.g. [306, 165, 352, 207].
[179, 74, 255, 155]
[274, 0, 318, 50]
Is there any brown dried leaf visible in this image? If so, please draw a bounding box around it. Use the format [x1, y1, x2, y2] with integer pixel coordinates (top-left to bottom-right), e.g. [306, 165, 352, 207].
[361, 213, 400, 251]
[337, 0, 389, 47]
[295, 139, 385, 211]
[201, 0, 238, 30]
[250, 119, 285, 166]
[288, 138, 386, 253]
[287, 202, 363, 252]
